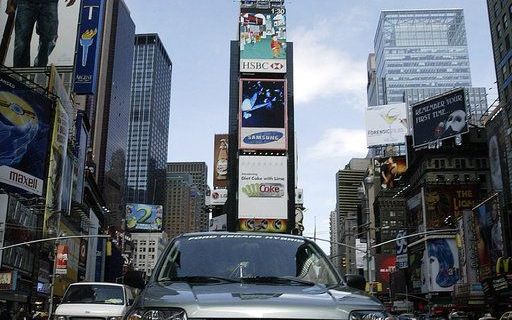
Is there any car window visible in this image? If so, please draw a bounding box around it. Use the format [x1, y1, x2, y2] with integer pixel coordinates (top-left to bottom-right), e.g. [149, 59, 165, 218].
[156, 235, 340, 286]
[62, 285, 125, 305]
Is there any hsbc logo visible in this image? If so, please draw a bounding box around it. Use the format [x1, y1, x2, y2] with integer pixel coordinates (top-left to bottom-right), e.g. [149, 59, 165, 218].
[270, 63, 284, 70]
[240, 59, 286, 73]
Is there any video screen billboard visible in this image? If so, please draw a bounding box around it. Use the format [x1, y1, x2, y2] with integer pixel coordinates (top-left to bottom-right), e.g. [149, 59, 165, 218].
[412, 89, 468, 147]
[0, 72, 53, 196]
[0, 0, 80, 67]
[125, 203, 163, 231]
[238, 156, 287, 219]
[239, 218, 287, 233]
[239, 7, 286, 73]
[213, 134, 228, 188]
[376, 156, 407, 189]
[473, 195, 504, 280]
[365, 103, 408, 147]
[239, 79, 287, 150]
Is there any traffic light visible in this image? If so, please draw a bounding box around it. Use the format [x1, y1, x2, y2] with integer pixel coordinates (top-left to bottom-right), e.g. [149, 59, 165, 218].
[342, 257, 347, 268]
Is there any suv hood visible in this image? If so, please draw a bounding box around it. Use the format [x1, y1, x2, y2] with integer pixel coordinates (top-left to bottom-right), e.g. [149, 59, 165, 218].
[137, 282, 383, 319]
[55, 303, 126, 316]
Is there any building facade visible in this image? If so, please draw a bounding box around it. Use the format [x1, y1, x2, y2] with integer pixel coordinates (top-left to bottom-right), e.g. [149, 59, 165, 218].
[125, 34, 172, 206]
[131, 232, 168, 274]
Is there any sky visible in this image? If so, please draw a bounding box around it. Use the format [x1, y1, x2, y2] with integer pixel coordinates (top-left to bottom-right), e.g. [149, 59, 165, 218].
[123, 0, 497, 254]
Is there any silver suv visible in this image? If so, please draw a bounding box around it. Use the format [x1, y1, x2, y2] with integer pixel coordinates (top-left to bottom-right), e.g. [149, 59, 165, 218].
[125, 232, 386, 320]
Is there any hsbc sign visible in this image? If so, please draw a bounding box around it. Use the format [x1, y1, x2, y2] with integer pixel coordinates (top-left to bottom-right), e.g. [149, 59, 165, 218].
[240, 59, 287, 73]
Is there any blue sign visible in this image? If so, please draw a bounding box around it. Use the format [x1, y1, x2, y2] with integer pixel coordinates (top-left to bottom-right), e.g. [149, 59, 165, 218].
[243, 131, 284, 144]
[73, 0, 105, 95]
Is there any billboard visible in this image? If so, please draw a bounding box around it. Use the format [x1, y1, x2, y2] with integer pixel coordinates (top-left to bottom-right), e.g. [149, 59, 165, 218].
[406, 192, 424, 234]
[213, 134, 229, 188]
[421, 238, 460, 293]
[239, 79, 287, 150]
[238, 156, 287, 219]
[239, 6, 286, 73]
[375, 254, 396, 290]
[73, 0, 106, 94]
[377, 156, 407, 189]
[55, 244, 69, 275]
[366, 103, 408, 147]
[412, 89, 468, 147]
[0, 0, 80, 67]
[239, 218, 287, 233]
[396, 230, 408, 269]
[0, 72, 53, 196]
[473, 195, 504, 280]
[210, 189, 227, 206]
[209, 214, 227, 232]
[125, 203, 163, 231]
[424, 184, 478, 228]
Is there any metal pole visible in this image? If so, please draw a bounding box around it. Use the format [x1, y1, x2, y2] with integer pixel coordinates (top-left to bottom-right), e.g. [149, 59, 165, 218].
[0, 234, 110, 251]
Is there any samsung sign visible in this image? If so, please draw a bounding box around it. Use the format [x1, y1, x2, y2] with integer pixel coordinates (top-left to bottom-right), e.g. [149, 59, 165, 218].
[243, 131, 283, 144]
[73, 0, 106, 95]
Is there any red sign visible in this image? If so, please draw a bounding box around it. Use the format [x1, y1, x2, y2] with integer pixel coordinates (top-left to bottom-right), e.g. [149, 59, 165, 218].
[55, 244, 68, 275]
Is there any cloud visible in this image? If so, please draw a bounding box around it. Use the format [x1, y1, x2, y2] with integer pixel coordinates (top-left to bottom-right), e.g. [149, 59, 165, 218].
[290, 21, 368, 107]
[306, 128, 367, 160]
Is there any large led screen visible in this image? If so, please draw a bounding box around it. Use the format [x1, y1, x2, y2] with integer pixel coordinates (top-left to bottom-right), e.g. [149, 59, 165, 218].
[0, 0, 80, 67]
[412, 89, 468, 147]
[366, 103, 408, 147]
[0, 72, 53, 196]
[239, 79, 286, 150]
[126, 203, 163, 231]
[238, 156, 287, 220]
[239, 7, 286, 73]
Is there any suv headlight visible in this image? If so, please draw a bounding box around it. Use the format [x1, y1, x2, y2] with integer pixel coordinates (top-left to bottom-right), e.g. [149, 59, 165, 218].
[54, 317, 66, 320]
[350, 310, 394, 320]
[126, 308, 187, 320]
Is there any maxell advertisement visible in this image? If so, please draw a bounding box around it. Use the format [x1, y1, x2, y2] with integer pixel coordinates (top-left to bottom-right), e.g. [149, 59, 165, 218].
[366, 103, 408, 147]
[0, 72, 53, 196]
[213, 134, 229, 188]
[377, 156, 407, 189]
[0, 0, 80, 67]
[412, 89, 468, 147]
[239, 79, 287, 150]
[73, 0, 106, 94]
[473, 195, 504, 280]
[238, 156, 287, 219]
[424, 184, 478, 228]
[239, 7, 286, 73]
[126, 203, 163, 231]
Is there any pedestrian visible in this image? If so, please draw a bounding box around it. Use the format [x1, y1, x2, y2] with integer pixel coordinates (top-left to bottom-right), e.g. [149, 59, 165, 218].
[11, 0, 77, 68]
[14, 307, 28, 320]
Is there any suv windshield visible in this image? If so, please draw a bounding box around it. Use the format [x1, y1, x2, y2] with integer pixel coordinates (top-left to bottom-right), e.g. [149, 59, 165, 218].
[156, 234, 340, 286]
[62, 285, 125, 305]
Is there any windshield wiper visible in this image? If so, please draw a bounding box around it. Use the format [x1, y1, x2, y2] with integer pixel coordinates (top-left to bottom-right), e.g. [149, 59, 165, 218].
[158, 276, 240, 284]
[240, 276, 316, 286]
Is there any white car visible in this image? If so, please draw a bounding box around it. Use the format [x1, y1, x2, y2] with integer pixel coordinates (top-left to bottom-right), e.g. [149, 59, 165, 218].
[54, 282, 137, 320]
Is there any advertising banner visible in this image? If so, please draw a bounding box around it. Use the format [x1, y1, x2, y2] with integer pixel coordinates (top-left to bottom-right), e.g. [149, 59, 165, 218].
[408, 242, 425, 293]
[238, 156, 288, 220]
[422, 238, 460, 293]
[239, 6, 286, 73]
[366, 103, 408, 147]
[73, 0, 106, 94]
[239, 79, 287, 150]
[375, 254, 396, 289]
[406, 192, 424, 234]
[213, 134, 228, 188]
[239, 218, 287, 233]
[78, 238, 87, 269]
[210, 189, 228, 206]
[0, 72, 53, 196]
[377, 156, 407, 189]
[424, 184, 478, 228]
[396, 230, 408, 269]
[486, 112, 509, 192]
[461, 210, 479, 283]
[125, 203, 163, 231]
[209, 214, 227, 232]
[473, 195, 504, 281]
[355, 239, 367, 269]
[0, 0, 80, 67]
[55, 244, 69, 275]
[412, 89, 468, 147]
[0, 194, 7, 267]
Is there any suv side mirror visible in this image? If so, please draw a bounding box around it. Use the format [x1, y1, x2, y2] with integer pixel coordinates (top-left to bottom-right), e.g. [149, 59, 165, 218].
[124, 271, 147, 290]
[344, 274, 366, 291]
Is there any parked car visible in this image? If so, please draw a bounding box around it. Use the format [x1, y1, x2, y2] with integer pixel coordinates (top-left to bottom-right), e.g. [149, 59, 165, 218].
[54, 282, 137, 319]
[124, 232, 389, 320]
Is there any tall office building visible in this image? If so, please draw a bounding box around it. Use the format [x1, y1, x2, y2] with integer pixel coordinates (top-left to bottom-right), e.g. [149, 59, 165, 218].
[125, 34, 172, 207]
[90, 0, 135, 228]
[166, 162, 209, 232]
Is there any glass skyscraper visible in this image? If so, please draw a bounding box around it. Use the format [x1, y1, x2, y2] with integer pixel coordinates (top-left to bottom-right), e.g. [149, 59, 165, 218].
[370, 9, 473, 106]
[125, 34, 172, 206]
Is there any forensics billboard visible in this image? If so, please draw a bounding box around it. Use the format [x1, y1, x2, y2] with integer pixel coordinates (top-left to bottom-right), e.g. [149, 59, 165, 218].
[0, 0, 80, 67]
[239, 6, 286, 73]
[0, 72, 53, 196]
[366, 103, 408, 147]
[238, 156, 287, 220]
[239, 79, 287, 150]
[412, 89, 468, 147]
[126, 203, 163, 231]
